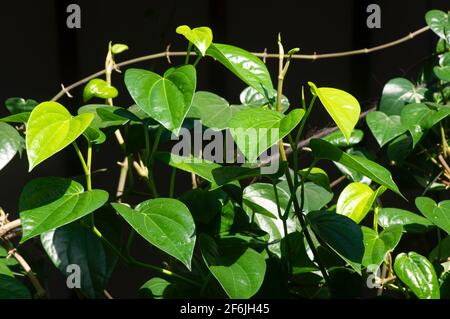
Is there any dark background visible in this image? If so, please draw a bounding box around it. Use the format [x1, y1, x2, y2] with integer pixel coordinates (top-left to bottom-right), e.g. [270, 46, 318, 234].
[0, 0, 448, 298]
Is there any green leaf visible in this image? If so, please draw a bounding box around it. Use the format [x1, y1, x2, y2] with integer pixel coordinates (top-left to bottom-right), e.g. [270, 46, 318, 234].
[83, 127, 106, 144]
[243, 183, 291, 219]
[0, 122, 24, 171]
[387, 134, 413, 164]
[176, 25, 213, 56]
[41, 209, 120, 298]
[298, 167, 330, 190]
[229, 108, 304, 162]
[199, 234, 266, 299]
[379, 78, 425, 115]
[0, 112, 30, 123]
[400, 103, 434, 146]
[280, 232, 317, 274]
[310, 139, 402, 196]
[322, 129, 364, 148]
[0, 275, 31, 299]
[124, 65, 196, 134]
[239, 86, 289, 112]
[394, 252, 440, 299]
[366, 111, 406, 147]
[278, 181, 333, 213]
[26, 101, 94, 171]
[416, 197, 450, 235]
[5, 97, 38, 114]
[309, 82, 360, 142]
[19, 177, 109, 242]
[433, 52, 450, 81]
[179, 188, 225, 224]
[425, 10, 450, 42]
[333, 149, 372, 185]
[336, 182, 376, 224]
[378, 208, 434, 233]
[429, 236, 450, 263]
[307, 211, 364, 274]
[206, 43, 273, 95]
[426, 105, 450, 128]
[83, 79, 118, 102]
[77, 104, 128, 129]
[111, 198, 195, 269]
[111, 43, 129, 54]
[362, 225, 403, 268]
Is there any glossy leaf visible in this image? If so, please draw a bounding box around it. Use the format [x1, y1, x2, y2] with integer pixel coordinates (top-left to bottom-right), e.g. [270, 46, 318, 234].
[0, 112, 30, 123]
[400, 103, 433, 146]
[0, 122, 24, 171]
[310, 139, 402, 196]
[26, 101, 94, 171]
[19, 177, 109, 242]
[176, 25, 213, 56]
[336, 182, 375, 224]
[83, 79, 118, 102]
[125, 65, 196, 134]
[239, 86, 289, 112]
[278, 180, 333, 213]
[378, 208, 434, 234]
[333, 149, 371, 185]
[199, 234, 266, 299]
[416, 197, 450, 235]
[386, 133, 413, 164]
[298, 167, 330, 190]
[206, 43, 273, 95]
[366, 111, 406, 147]
[229, 108, 304, 162]
[322, 129, 364, 148]
[429, 235, 450, 263]
[425, 10, 450, 42]
[434, 52, 450, 81]
[111, 43, 129, 54]
[243, 183, 292, 219]
[394, 252, 440, 299]
[307, 210, 364, 274]
[362, 225, 403, 268]
[112, 198, 195, 269]
[77, 104, 128, 129]
[379, 78, 424, 115]
[309, 82, 360, 142]
[5, 97, 38, 114]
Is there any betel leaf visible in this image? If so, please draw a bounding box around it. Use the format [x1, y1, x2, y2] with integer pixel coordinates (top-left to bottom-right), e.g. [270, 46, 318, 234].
[400, 103, 433, 147]
[307, 210, 364, 274]
[333, 149, 371, 185]
[379, 78, 425, 115]
[40, 209, 120, 299]
[26, 101, 94, 171]
[206, 43, 273, 95]
[124, 65, 196, 135]
[434, 52, 450, 82]
[229, 108, 304, 163]
[298, 167, 330, 190]
[111, 43, 129, 55]
[83, 127, 106, 145]
[378, 208, 434, 234]
[309, 82, 360, 142]
[429, 236, 450, 263]
[0, 122, 24, 171]
[366, 111, 406, 147]
[19, 177, 109, 242]
[425, 10, 450, 43]
[277, 181, 333, 213]
[336, 182, 376, 224]
[362, 225, 403, 268]
[176, 25, 213, 56]
[322, 129, 364, 148]
[394, 252, 440, 299]
[0, 112, 30, 123]
[83, 79, 118, 102]
[416, 197, 450, 235]
[111, 198, 196, 269]
[243, 183, 292, 219]
[239, 86, 289, 112]
[310, 139, 402, 196]
[77, 105, 128, 129]
[426, 106, 450, 128]
[5, 97, 38, 114]
[0, 275, 31, 299]
[199, 234, 266, 299]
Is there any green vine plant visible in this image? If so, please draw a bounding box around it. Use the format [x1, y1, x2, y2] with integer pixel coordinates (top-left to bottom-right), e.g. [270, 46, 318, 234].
[0, 9, 449, 299]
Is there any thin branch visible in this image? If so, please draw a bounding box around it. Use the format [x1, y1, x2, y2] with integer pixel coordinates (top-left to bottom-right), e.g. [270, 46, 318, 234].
[0, 219, 21, 237]
[51, 26, 430, 101]
[438, 154, 450, 175]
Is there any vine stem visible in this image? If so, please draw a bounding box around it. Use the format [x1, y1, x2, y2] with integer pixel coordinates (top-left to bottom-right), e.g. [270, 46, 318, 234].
[51, 26, 430, 101]
[72, 141, 91, 190]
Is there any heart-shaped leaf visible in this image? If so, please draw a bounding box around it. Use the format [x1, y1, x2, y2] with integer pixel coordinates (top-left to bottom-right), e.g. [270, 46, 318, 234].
[239, 86, 290, 112]
[243, 183, 292, 219]
[229, 108, 304, 163]
[125, 65, 196, 135]
[278, 181, 333, 213]
[433, 52, 450, 81]
[394, 252, 440, 299]
[0, 122, 24, 171]
[206, 43, 273, 95]
[176, 25, 213, 56]
[112, 198, 196, 269]
[336, 182, 376, 224]
[83, 79, 118, 102]
[5, 97, 38, 114]
[298, 167, 331, 190]
[400, 103, 434, 146]
[425, 10, 450, 42]
[362, 225, 403, 268]
[416, 197, 450, 235]
[309, 82, 360, 142]
[322, 129, 364, 148]
[19, 177, 109, 242]
[333, 149, 372, 185]
[310, 139, 402, 196]
[77, 104, 129, 129]
[379, 78, 425, 115]
[26, 101, 94, 171]
[0, 112, 30, 123]
[199, 234, 266, 299]
[378, 208, 434, 234]
[366, 111, 406, 147]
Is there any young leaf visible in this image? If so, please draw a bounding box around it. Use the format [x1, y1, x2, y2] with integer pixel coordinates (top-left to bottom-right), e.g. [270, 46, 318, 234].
[425, 10, 450, 42]
[379, 78, 424, 115]
[336, 182, 375, 224]
[124, 65, 196, 135]
[433, 52, 450, 81]
[378, 208, 434, 234]
[0, 122, 24, 171]
[5, 97, 38, 114]
[229, 108, 304, 163]
[394, 252, 440, 299]
[199, 234, 266, 299]
[176, 25, 213, 56]
[83, 79, 118, 102]
[310, 139, 402, 196]
[362, 225, 403, 268]
[206, 43, 273, 95]
[366, 111, 406, 147]
[416, 197, 450, 235]
[19, 177, 109, 242]
[0, 112, 30, 123]
[111, 43, 129, 55]
[309, 82, 360, 142]
[26, 101, 94, 171]
[112, 198, 196, 269]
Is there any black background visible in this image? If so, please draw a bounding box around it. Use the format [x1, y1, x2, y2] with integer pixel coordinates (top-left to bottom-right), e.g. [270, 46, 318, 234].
[0, 0, 448, 298]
